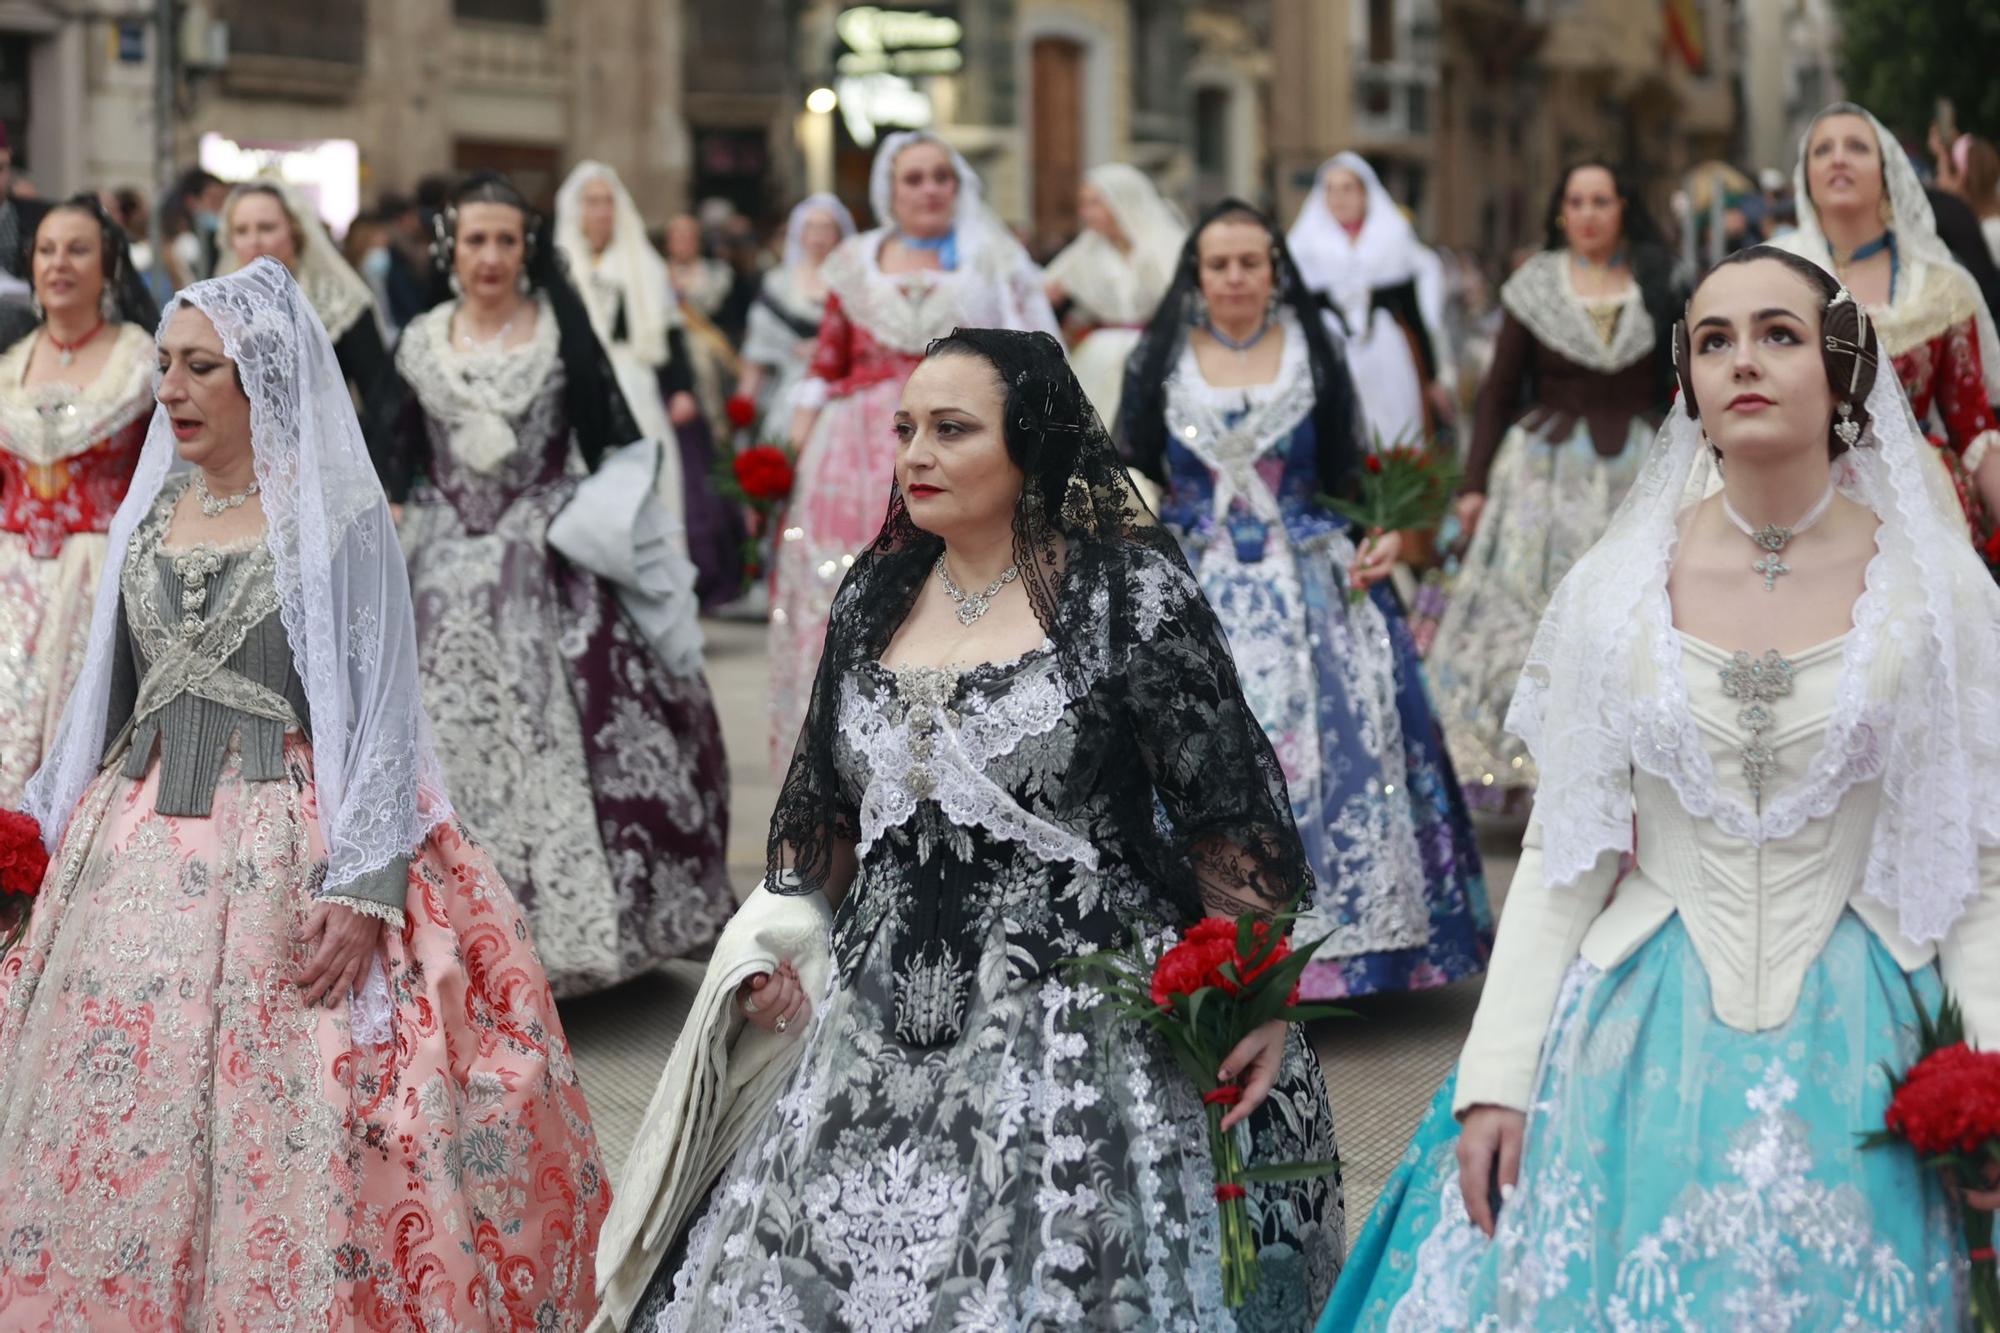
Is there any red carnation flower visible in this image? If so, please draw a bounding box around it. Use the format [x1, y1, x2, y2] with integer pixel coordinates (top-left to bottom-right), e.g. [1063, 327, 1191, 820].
[0, 810, 46, 898]
[734, 447, 796, 505]
[1364, 455, 1384, 473]
[725, 395, 758, 429]
[1884, 1042, 2000, 1158]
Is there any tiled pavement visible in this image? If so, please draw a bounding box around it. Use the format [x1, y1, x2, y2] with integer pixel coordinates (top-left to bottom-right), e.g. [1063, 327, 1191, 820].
[560, 618, 1522, 1227]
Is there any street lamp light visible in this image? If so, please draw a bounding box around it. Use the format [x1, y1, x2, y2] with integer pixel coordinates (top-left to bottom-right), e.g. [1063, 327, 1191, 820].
[806, 87, 839, 115]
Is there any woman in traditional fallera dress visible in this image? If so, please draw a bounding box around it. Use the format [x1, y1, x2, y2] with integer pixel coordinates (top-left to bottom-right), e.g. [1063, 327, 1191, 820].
[1043, 162, 1185, 431]
[737, 194, 855, 422]
[0, 259, 608, 1330]
[371, 173, 731, 997]
[1770, 102, 2000, 550]
[1424, 163, 1679, 809]
[1118, 200, 1488, 1003]
[0, 196, 157, 804]
[1287, 153, 1456, 452]
[766, 131, 1058, 778]
[1320, 248, 2000, 1331]
[552, 161, 702, 562]
[218, 179, 390, 419]
[605, 328, 1341, 1332]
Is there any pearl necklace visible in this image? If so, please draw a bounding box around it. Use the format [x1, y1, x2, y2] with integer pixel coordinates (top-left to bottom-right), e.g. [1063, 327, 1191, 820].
[195, 472, 261, 518]
[935, 554, 1019, 626]
[1721, 483, 1836, 592]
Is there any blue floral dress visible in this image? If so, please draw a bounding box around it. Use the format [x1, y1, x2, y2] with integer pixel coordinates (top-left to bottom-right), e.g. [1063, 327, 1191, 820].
[1157, 317, 1490, 999]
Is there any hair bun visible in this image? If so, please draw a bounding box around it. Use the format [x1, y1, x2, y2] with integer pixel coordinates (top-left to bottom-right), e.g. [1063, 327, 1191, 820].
[1821, 289, 1879, 456]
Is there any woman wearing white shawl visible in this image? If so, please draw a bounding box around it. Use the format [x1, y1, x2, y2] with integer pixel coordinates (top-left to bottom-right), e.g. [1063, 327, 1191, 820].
[1770, 101, 2000, 549]
[217, 178, 389, 419]
[765, 130, 1057, 778]
[736, 193, 855, 421]
[0, 259, 608, 1328]
[1288, 153, 1456, 450]
[1044, 162, 1185, 428]
[1319, 246, 2000, 1329]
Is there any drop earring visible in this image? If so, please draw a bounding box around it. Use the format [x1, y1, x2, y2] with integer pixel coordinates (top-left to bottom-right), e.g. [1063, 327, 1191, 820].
[1834, 400, 1860, 448]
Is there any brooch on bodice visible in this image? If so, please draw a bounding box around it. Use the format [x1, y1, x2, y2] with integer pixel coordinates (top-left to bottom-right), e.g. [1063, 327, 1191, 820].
[172, 548, 224, 640]
[1718, 649, 1795, 800]
[891, 665, 962, 799]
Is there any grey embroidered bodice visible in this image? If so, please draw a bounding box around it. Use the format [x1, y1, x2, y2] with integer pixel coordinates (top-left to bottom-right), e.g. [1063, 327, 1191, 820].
[101, 484, 407, 918]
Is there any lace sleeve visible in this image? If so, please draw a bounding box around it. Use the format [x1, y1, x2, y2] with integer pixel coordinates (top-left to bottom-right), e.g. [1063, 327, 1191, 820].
[1119, 556, 1312, 918]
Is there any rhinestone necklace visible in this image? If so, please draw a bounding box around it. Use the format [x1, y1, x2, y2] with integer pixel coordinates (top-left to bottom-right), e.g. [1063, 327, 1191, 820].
[934, 554, 1019, 627]
[195, 472, 261, 518]
[1721, 483, 1836, 592]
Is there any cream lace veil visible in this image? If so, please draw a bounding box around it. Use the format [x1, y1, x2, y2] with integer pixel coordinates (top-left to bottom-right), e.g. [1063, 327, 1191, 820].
[554, 160, 677, 370]
[1508, 272, 2000, 945]
[26, 259, 452, 893]
[215, 179, 377, 344]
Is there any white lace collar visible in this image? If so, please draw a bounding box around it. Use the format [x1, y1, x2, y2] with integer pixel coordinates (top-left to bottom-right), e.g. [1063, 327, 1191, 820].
[0, 322, 155, 466]
[1163, 307, 1317, 459]
[820, 227, 1014, 356]
[1628, 513, 1893, 849]
[395, 297, 561, 475]
[1499, 250, 1655, 375]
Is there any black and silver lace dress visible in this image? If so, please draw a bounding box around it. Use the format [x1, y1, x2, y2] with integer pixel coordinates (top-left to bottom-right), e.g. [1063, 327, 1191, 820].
[635, 535, 1344, 1332]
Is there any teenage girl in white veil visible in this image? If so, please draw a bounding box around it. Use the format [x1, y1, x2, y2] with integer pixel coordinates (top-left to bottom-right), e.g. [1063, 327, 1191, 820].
[0, 259, 607, 1329]
[1321, 245, 2000, 1329]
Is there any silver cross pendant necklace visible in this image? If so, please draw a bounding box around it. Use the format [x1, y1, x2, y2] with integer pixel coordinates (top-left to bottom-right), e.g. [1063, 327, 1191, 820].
[1721, 483, 1836, 592]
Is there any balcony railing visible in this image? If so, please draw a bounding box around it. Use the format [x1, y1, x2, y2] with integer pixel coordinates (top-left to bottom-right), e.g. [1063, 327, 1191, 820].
[223, 0, 366, 66]
[454, 0, 549, 24]
[1354, 62, 1437, 141]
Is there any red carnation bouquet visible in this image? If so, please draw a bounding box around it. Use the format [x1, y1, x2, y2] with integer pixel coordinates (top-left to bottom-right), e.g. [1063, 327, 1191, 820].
[0, 809, 48, 953]
[1320, 435, 1459, 604]
[1862, 986, 2000, 1329]
[712, 430, 798, 588]
[1069, 907, 1344, 1307]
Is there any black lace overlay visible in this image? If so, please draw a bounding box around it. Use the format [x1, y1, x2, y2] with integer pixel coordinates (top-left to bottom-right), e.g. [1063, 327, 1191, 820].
[1117, 197, 1365, 503]
[768, 327, 1312, 1045]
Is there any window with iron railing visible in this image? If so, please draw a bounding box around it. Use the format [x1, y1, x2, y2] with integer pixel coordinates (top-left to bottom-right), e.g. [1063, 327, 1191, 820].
[222, 0, 367, 65]
[454, 0, 548, 25]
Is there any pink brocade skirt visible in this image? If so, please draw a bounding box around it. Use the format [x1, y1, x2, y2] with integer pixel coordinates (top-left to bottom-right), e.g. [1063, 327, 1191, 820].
[0, 740, 609, 1331]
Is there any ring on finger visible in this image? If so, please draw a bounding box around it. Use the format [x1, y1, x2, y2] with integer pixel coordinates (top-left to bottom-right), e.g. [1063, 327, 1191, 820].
[743, 994, 762, 1015]
[775, 1015, 790, 1033]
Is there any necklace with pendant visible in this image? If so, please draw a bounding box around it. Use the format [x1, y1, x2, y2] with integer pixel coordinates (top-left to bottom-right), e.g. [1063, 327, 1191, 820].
[456, 299, 524, 353]
[47, 317, 107, 368]
[935, 554, 1019, 626]
[195, 472, 261, 518]
[1722, 483, 1836, 592]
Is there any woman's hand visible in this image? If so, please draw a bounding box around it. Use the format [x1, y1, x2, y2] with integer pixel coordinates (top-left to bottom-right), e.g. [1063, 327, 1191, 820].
[1351, 529, 1404, 591]
[297, 901, 386, 1009]
[1215, 1019, 1290, 1134]
[1043, 277, 1068, 308]
[668, 391, 700, 427]
[1457, 1104, 1527, 1237]
[1946, 1161, 2000, 1211]
[388, 503, 405, 525]
[738, 959, 810, 1036]
[1426, 381, 1458, 426]
[1453, 491, 1486, 540]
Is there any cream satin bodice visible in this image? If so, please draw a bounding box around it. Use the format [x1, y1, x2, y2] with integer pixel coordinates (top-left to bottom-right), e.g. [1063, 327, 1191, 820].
[1455, 619, 2000, 1116]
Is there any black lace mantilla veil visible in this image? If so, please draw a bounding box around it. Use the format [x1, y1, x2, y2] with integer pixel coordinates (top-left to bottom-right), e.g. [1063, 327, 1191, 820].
[1118, 196, 1364, 501]
[766, 326, 1312, 937]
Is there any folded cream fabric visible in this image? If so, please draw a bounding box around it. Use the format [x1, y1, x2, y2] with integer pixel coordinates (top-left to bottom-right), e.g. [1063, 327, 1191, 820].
[590, 883, 833, 1331]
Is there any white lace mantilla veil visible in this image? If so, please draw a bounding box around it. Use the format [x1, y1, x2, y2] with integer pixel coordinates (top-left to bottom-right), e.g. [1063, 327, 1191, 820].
[864, 129, 1054, 334]
[1287, 152, 1428, 324]
[1770, 101, 2000, 406]
[25, 258, 453, 896]
[780, 192, 856, 272]
[215, 178, 377, 345]
[1043, 163, 1186, 320]
[554, 159, 677, 369]
[1506, 295, 2000, 945]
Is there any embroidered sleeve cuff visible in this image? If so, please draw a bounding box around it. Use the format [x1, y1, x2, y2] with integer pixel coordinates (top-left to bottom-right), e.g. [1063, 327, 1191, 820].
[793, 377, 830, 411]
[1962, 429, 1998, 477]
[319, 854, 410, 928]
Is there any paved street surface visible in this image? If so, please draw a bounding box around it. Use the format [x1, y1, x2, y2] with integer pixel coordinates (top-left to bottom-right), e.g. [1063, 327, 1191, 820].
[560, 618, 1521, 1227]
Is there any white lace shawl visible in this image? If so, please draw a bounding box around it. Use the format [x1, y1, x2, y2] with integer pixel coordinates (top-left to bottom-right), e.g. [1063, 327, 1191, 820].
[215, 179, 376, 344]
[554, 160, 676, 370]
[1507, 347, 2000, 945]
[1288, 152, 1431, 330]
[864, 130, 1058, 338]
[1498, 249, 1655, 374]
[1770, 102, 2000, 404]
[0, 322, 154, 465]
[393, 296, 560, 476]
[1044, 163, 1185, 326]
[26, 259, 453, 897]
